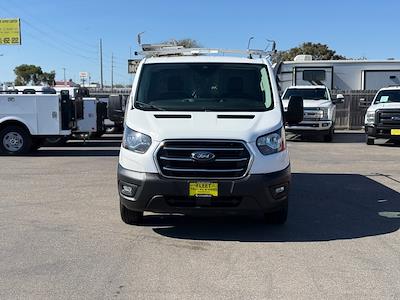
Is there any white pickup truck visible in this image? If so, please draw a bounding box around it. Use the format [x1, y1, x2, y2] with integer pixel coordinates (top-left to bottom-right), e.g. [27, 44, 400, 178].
[281, 85, 344, 142]
[364, 86, 400, 145]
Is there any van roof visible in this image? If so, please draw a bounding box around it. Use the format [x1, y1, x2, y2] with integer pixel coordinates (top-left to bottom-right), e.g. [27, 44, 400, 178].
[143, 55, 268, 65]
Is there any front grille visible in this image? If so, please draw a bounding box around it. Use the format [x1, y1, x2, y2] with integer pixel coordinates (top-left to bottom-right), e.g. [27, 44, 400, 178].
[156, 140, 251, 178]
[377, 109, 400, 127]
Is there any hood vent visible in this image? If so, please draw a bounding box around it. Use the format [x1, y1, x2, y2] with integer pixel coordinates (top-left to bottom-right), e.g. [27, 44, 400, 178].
[217, 115, 255, 119]
[154, 114, 191, 119]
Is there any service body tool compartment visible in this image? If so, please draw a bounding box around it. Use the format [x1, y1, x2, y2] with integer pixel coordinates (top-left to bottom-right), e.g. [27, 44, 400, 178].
[36, 95, 63, 135]
[0, 94, 61, 135]
[76, 98, 97, 133]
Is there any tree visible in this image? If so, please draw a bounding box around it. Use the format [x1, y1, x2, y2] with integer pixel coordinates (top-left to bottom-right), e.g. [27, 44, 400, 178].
[14, 64, 56, 86]
[39, 71, 56, 85]
[277, 42, 346, 61]
[164, 38, 201, 48]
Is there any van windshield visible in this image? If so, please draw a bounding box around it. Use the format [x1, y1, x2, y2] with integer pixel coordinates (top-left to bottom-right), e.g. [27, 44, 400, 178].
[135, 63, 273, 111]
[374, 90, 400, 104]
[282, 88, 328, 100]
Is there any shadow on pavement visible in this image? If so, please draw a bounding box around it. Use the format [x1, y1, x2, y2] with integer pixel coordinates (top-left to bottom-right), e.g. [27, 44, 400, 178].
[149, 173, 400, 242]
[287, 131, 400, 146]
[27, 136, 122, 157]
[32, 149, 120, 157]
[287, 131, 366, 143]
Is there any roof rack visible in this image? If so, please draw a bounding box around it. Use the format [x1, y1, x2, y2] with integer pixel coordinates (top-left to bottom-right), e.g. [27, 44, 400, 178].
[135, 43, 274, 59]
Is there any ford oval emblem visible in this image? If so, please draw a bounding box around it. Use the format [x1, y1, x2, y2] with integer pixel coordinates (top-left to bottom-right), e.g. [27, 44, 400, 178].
[391, 116, 400, 121]
[191, 151, 215, 162]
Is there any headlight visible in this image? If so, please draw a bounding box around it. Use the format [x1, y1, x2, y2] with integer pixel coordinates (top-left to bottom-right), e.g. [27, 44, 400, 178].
[320, 107, 328, 119]
[122, 126, 152, 153]
[365, 111, 375, 124]
[256, 127, 286, 155]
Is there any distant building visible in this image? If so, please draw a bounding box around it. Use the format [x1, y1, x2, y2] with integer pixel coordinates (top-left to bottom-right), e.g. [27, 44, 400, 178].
[275, 56, 400, 92]
[54, 79, 79, 87]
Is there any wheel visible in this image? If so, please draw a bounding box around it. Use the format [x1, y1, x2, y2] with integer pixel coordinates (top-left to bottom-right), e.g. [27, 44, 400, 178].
[110, 124, 124, 134]
[390, 139, 400, 145]
[30, 138, 43, 152]
[323, 128, 334, 142]
[366, 136, 374, 145]
[89, 130, 105, 139]
[43, 136, 68, 147]
[120, 202, 143, 225]
[264, 203, 288, 225]
[0, 125, 32, 155]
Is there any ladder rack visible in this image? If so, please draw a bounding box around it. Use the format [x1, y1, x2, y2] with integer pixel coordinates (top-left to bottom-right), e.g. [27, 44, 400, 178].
[135, 43, 274, 59]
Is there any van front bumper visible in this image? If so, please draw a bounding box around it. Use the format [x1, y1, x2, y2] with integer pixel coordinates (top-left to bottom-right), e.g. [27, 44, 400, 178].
[118, 164, 290, 215]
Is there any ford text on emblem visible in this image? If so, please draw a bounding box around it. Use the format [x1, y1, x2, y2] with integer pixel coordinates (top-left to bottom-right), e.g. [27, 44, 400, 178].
[391, 116, 400, 121]
[191, 151, 215, 162]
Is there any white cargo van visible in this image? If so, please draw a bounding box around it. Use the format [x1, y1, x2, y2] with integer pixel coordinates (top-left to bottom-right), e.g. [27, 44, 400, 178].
[281, 85, 344, 142]
[365, 86, 400, 145]
[117, 45, 304, 225]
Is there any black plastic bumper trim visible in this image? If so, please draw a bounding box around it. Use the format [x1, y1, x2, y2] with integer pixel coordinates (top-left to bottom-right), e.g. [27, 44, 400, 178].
[117, 164, 291, 215]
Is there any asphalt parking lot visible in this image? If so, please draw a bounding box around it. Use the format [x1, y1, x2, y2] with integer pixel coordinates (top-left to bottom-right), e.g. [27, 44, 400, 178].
[1, 131, 399, 299]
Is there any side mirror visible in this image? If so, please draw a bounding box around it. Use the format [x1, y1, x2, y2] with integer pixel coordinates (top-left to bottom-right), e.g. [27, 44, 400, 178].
[333, 94, 344, 104]
[285, 96, 304, 125]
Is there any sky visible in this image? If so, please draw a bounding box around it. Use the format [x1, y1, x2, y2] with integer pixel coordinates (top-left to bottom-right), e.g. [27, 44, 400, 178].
[1, 0, 400, 85]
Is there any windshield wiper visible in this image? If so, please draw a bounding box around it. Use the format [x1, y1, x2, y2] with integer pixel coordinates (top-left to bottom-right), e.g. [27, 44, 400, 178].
[135, 101, 165, 111]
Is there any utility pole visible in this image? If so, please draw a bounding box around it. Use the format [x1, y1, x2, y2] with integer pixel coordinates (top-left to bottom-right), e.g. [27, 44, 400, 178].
[62, 67, 66, 86]
[99, 38, 104, 89]
[111, 52, 114, 92]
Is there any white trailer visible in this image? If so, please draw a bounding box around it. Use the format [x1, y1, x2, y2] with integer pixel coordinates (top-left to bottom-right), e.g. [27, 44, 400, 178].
[275, 57, 400, 92]
[0, 91, 74, 154]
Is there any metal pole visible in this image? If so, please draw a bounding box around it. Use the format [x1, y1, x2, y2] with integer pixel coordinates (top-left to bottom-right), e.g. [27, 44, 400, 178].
[100, 38, 104, 89]
[111, 52, 114, 92]
[62, 67, 66, 86]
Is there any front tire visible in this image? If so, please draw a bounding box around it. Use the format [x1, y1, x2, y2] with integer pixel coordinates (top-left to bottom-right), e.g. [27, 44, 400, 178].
[366, 136, 374, 145]
[264, 203, 288, 225]
[43, 136, 68, 147]
[0, 125, 32, 155]
[30, 138, 43, 152]
[323, 127, 334, 142]
[120, 202, 143, 225]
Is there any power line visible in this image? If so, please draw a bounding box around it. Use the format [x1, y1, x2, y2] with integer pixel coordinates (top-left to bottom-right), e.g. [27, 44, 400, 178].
[0, 3, 99, 57]
[4, 0, 99, 51]
[22, 27, 98, 64]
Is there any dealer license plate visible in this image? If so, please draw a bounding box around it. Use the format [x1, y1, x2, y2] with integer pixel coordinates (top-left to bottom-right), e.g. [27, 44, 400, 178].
[189, 182, 218, 197]
[391, 129, 400, 135]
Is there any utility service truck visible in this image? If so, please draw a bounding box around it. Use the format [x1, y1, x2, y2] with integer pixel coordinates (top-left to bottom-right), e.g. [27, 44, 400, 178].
[0, 87, 108, 154]
[0, 90, 75, 154]
[117, 43, 304, 225]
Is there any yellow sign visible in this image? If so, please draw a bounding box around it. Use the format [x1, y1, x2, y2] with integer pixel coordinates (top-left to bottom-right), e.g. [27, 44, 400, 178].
[0, 18, 21, 45]
[391, 129, 400, 136]
[189, 182, 218, 197]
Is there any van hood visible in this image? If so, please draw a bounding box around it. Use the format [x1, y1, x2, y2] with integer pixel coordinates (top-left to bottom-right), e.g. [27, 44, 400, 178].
[367, 102, 400, 112]
[125, 109, 283, 143]
[282, 99, 331, 108]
